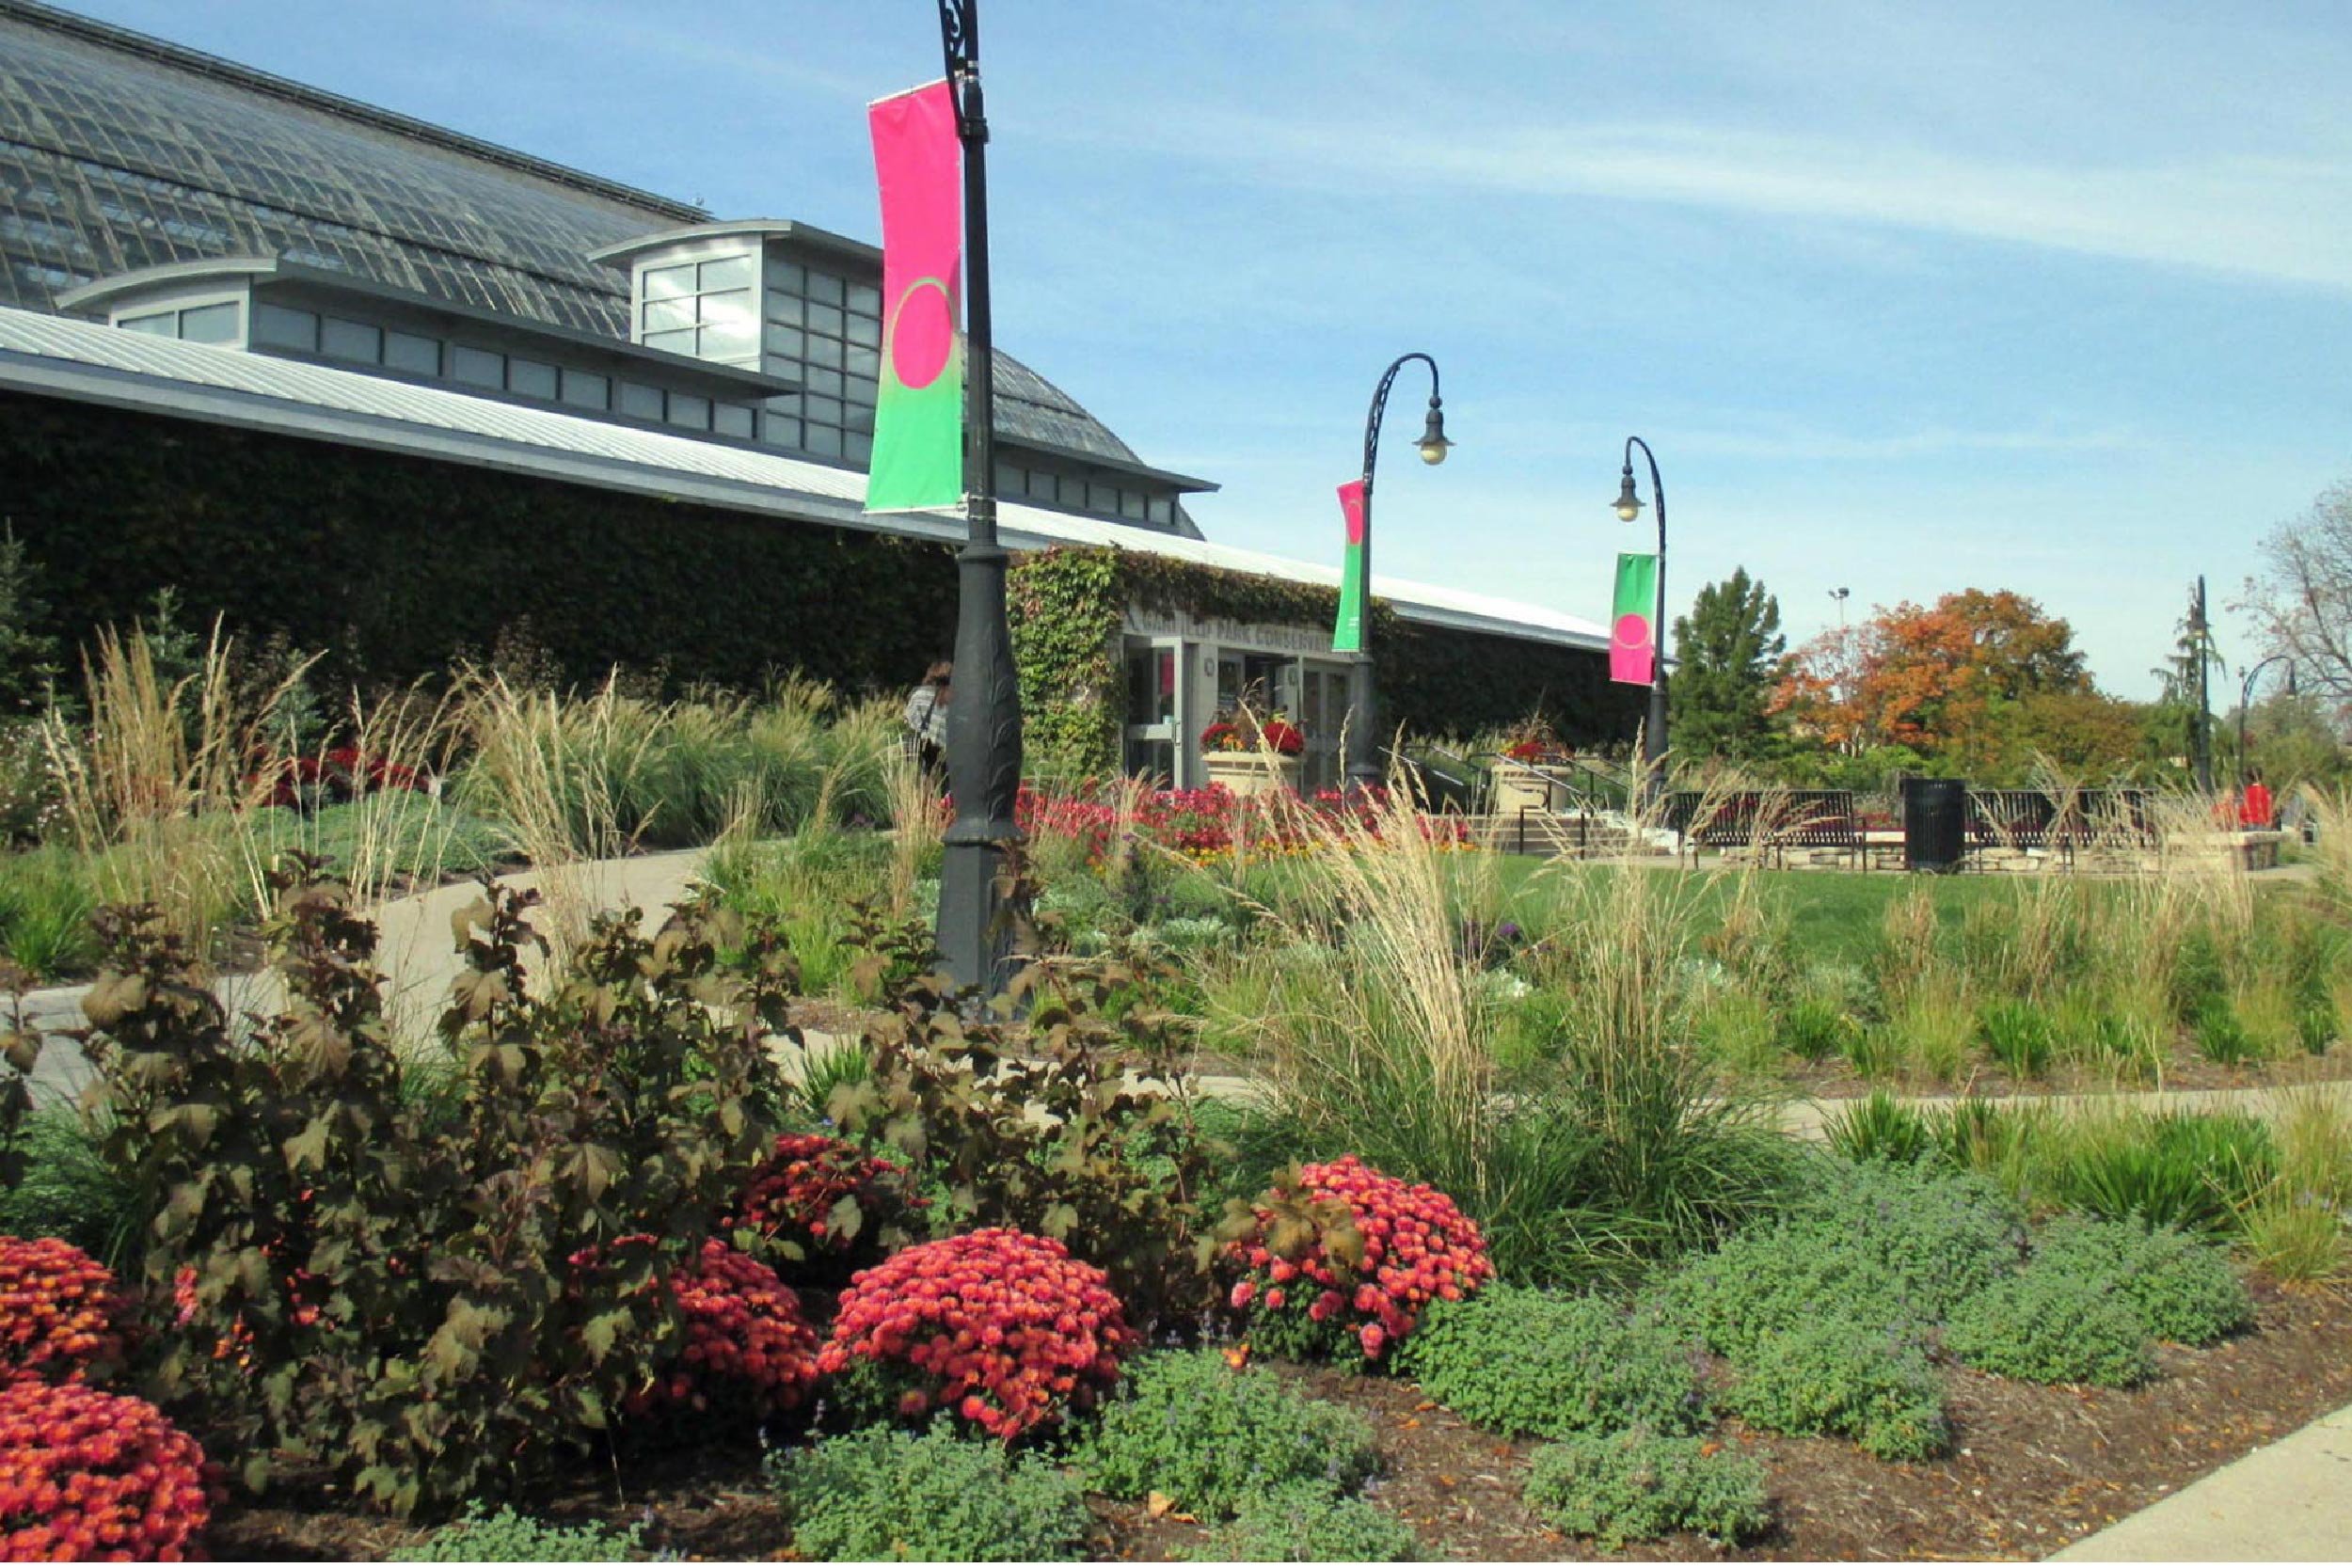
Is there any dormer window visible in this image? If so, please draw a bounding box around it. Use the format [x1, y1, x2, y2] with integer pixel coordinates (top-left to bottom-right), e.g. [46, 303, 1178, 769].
[639, 251, 757, 363]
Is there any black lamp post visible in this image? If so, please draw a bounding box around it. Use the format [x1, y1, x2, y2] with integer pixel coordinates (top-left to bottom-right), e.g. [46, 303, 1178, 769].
[1612, 436, 1667, 794]
[2237, 654, 2297, 781]
[1347, 353, 1452, 791]
[931, 0, 1025, 992]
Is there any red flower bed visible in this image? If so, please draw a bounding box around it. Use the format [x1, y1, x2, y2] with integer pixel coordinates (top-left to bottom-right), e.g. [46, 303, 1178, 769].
[0, 1380, 216, 1560]
[571, 1238, 821, 1421]
[0, 1238, 133, 1383]
[246, 747, 431, 810]
[728, 1134, 925, 1281]
[819, 1228, 1136, 1440]
[1014, 783, 1470, 868]
[1226, 1156, 1494, 1361]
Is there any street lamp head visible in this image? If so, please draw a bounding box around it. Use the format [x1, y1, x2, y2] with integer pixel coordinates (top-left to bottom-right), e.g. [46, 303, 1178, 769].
[1613, 467, 1643, 522]
[2287, 663, 2300, 697]
[1416, 403, 1452, 465]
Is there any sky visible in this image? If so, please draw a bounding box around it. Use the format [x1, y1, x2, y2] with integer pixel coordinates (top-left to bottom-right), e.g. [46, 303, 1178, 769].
[65, 0, 2352, 700]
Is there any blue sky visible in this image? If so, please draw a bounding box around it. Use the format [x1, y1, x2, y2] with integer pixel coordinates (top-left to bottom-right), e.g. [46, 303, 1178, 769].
[72, 1, 2352, 699]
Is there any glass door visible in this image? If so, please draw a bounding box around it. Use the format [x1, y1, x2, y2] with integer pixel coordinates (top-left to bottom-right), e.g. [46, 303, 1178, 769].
[1298, 660, 1354, 793]
[1122, 638, 1183, 784]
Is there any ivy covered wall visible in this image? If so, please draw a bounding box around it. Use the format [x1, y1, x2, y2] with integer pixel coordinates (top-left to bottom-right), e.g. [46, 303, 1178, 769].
[1008, 545, 1641, 780]
[0, 391, 961, 695]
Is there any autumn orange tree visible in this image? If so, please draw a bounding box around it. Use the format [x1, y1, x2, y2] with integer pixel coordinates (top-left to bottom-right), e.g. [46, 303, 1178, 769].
[1772, 590, 2133, 779]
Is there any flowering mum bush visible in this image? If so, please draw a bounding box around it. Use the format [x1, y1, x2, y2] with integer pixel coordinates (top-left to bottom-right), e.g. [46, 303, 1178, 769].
[1223, 1157, 1495, 1362]
[729, 1133, 924, 1283]
[819, 1228, 1137, 1440]
[0, 1379, 216, 1560]
[0, 1236, 133, 1382]
[570, 1238, 820, 1421]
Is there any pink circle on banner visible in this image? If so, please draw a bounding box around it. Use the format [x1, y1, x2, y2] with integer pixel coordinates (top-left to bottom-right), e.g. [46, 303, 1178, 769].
[887, 277, 954, 390]
[1613, 612, 1651, 650]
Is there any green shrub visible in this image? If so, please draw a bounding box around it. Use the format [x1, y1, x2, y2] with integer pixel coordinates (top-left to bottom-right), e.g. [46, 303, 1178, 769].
[1788, 1158, 2026, 1320]
[1724, 1320, 1949, 1462]
[1656, 1158, 2023, 1357]
[2029, 1216, 2251, 1345]
[0, 847, 100, 979]
[1395, 1285, 1706, 1439]
[1979, 1000, 2055, 1078]
[1194, 1482, 1418, 1562]
[1781, 995, 1860, 1063]
[1522, 1430, 1771, 1549]
[1944, 1267, 2155, 1387]
[1079, 1350, 1377, 1520]
[2296, 989, 2338, 1055]
[769, 1424, 1091, 1563]
[391, 1504, 644, 1562]
[1823, 1091, 1933, 1166]
[2193, 994, 2262, 1066]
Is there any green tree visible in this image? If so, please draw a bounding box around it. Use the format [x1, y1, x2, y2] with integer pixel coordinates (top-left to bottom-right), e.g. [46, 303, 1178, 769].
[0, 525, 62, 715]
[1670, 568, 1788, 762]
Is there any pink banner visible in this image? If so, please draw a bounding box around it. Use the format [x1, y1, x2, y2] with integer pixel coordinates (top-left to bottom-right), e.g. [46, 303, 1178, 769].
[1338, 480, 1366, 546]
[865, 79, 963, 511]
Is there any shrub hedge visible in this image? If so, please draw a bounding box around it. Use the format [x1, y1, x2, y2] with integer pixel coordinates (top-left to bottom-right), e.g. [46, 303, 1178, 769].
[1196, 1481, 1420, 1562]
[769, 1423, 1092, 1563]
[1396, 1286, 1707, 1439]
[1944, 1266, 2156, 1388]
[1522, 1429, 1772, 1549]
[1724, 1320, 1950, 1462]
[2027, 1216, 2252, 1346]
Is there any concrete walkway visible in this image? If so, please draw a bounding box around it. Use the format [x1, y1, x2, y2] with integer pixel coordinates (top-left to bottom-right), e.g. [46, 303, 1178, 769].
[2050, 1400, 2352, 1561]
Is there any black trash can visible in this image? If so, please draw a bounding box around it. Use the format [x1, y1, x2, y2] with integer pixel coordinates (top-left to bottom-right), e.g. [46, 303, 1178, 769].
[1902, 777, 1967, 874]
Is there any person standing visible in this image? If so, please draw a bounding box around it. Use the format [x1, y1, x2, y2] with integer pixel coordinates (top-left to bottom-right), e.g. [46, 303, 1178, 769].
[2239, 768, 2275, 830]
[904, 660, 952, 775]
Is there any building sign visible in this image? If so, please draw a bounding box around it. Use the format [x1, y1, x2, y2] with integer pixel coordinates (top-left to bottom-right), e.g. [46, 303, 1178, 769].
[1124, 605, 1330, 655]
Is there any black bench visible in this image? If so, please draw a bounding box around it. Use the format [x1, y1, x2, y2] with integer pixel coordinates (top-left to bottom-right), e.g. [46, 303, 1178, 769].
[1666, 789, 1863, 868]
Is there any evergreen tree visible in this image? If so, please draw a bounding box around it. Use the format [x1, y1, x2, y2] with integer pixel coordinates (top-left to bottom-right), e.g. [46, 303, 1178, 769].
[1669, 568, 1788, 762]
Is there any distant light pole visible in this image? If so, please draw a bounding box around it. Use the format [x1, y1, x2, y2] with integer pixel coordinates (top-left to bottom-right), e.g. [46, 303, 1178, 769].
[1613, 437, 1667, 793]
[930, 0, 1025, 992]
[2188, 576, 2215, 796]
[1830, 586, 1850, 627]
[2237, 655, 2297, 781]
[1346, 353, 1452, 791]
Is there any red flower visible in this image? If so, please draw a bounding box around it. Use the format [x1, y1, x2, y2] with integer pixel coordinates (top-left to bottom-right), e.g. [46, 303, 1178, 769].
[0, 1238, 135, 1382]
[0, 1381, 217, 1560]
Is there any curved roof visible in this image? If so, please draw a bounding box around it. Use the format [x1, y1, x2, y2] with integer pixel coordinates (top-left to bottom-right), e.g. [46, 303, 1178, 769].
[0, 2, 1159, 480]
[0, 0, 694, 333]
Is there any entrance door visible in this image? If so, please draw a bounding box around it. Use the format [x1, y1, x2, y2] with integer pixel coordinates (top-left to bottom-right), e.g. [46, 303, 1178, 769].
[1122, 638, 1183, 784]
[1298, 660, 1354, 793]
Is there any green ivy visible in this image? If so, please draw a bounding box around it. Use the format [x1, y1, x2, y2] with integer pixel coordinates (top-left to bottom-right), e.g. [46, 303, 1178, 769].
[0, 392, 960, 697]
[1008, 546, 1124, 783]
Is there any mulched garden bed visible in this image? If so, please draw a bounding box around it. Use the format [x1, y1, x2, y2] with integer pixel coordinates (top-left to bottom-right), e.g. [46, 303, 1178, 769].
[206, 1277, 2352, 1563]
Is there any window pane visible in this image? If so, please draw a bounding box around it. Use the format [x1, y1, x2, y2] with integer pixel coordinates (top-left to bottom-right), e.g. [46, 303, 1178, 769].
[763, 324, 804, 358]
[451, 345, 504, 388]
[759, 414, 801, 447]
[384, 330, 439, 375]
[847, 282, 880, 314]
[698, 288, 754, 329]
[994, 460, 1021, 495]
[1026, 470, 1058, 503]
[1147, 497, 1172, 525]
[700, 319, 757, 360]
[119, 310, 175, 336]
[713, 404, 755, 438]
[771, 260, 805, 295]
[178, 301, 239, 344]
[804, 334, 843, 370]
[560, 369, 609, 409]
[764, 290, 803, 325]
[1120, 491, 1147, 520]
[803, 367, 842, 398]
[508, 358, 558, 399]
[804, 396, 842, 427]
[846, 311, 880, 348]
[667, 393, 710, 429]
[804, 423, 844, 457]
[805, 270, 845, 306]
[698, 254, 754, 291]
[845, 344, 879, 381]
[806, 302, 844, 337]
[846, 432, 873, 463]
[251, 302, 318, 350]
[642, 297, 695, 332]
[617, 382, 665, 420]
[642, 327, 697, 356]
[320, 316, 382, 363]
[644, 262, 693, 299]
[844, 404, 875, 434]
